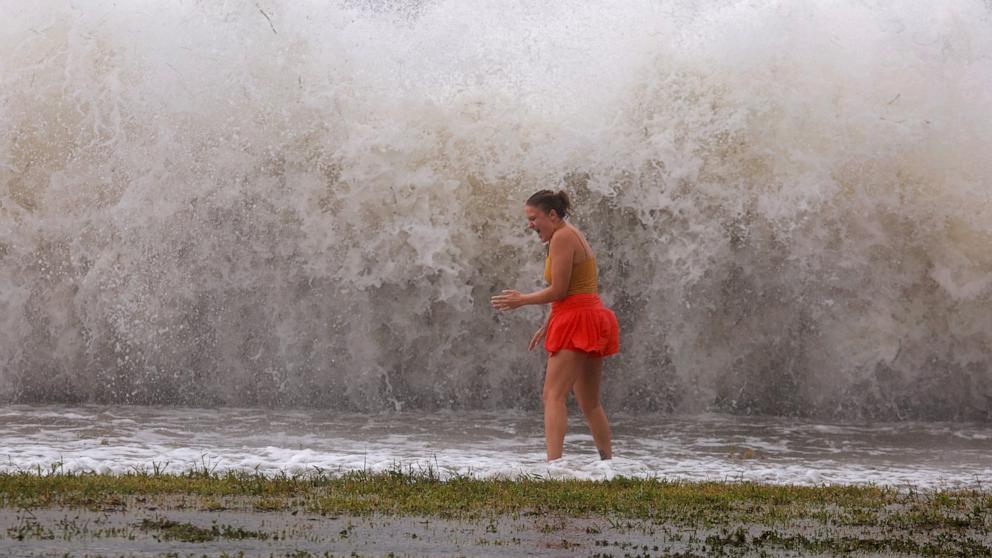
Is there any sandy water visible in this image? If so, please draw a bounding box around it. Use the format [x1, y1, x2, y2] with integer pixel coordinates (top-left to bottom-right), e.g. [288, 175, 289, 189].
[1, 404, 988, 489]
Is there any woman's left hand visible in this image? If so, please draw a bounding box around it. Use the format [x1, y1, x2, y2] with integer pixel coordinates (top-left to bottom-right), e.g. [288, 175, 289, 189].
[491, 289, 524, 311]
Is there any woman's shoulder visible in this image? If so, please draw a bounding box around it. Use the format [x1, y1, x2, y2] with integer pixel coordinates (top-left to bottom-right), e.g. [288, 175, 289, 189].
[564, 224, 591, 245]
[549, 226, 580, 248]
[547, 229, 575, 263]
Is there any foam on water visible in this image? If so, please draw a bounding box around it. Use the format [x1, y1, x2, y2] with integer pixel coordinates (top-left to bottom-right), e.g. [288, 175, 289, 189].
[1, 1, 991, 419]
[1, 405, 988, 489]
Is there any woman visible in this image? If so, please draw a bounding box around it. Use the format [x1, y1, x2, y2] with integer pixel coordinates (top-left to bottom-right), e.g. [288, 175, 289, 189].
[491, 189, 620, 462]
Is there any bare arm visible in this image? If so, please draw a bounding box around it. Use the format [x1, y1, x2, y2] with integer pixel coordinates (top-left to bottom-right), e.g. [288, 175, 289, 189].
[491, 230, 573, 311]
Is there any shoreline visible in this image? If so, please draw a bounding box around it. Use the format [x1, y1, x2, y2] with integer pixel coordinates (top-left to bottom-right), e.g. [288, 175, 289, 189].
[1, 468, 989, 556]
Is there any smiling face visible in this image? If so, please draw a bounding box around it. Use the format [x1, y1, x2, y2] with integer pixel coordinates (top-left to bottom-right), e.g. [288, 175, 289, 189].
[525, 204, 560, 243]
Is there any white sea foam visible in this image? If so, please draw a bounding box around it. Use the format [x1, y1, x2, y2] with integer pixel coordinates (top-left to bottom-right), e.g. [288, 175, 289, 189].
[1, 405, 988, 489]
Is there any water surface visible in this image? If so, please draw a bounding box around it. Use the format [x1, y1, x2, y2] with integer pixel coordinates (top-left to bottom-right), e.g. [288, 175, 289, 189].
[2, 404, 987, 489]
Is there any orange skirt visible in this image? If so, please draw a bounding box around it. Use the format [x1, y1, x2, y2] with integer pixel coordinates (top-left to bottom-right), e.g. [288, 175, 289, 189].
[545, 293, 620, 357]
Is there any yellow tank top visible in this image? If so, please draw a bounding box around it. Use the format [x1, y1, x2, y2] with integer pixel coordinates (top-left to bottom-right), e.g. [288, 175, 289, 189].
[544, 254, 598, 295]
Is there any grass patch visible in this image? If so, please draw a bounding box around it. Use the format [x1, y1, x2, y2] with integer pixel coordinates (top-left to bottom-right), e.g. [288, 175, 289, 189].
[138, 516, 271, 542]
[0, 464, 989, 556]
[0, 464, 989, 528]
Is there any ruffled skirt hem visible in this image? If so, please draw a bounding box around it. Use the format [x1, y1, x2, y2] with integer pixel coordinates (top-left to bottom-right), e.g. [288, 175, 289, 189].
[544, 293, 620, 357]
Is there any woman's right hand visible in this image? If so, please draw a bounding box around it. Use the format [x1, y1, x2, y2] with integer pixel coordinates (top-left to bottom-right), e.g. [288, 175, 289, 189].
[528, 325, 547, 351]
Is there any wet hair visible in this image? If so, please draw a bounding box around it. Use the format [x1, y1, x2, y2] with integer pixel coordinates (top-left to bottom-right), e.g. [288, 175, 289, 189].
[526, 189, 571, 219]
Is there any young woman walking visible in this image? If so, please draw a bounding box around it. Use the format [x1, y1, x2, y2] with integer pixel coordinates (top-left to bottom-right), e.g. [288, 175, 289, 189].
[491, 190, 620, 462]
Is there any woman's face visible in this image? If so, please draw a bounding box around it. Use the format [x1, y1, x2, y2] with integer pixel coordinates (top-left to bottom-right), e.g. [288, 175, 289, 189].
[525, 204, 557, 243]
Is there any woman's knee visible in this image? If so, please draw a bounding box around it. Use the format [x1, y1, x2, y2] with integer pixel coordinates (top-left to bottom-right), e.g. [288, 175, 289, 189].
[542, 387, 568, 406]
[577, 399, 601, 416]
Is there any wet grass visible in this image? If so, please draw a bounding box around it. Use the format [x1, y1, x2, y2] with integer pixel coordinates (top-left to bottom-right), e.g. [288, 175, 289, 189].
[0, 462, 989, 556]
[137, 516, 272, 543]
[0, 463, 989, 525]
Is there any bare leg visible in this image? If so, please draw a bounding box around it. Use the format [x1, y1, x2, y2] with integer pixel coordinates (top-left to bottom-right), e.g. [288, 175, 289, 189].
[542, 349, 584, 461]
[572, 355, 613, 459]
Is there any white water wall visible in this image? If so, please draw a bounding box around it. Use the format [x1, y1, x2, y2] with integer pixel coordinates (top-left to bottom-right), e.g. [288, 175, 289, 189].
[1, 1, 990, 419]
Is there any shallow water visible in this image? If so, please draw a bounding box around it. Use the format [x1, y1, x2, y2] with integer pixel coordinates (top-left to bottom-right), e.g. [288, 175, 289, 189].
[1, 404, 988, 489]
